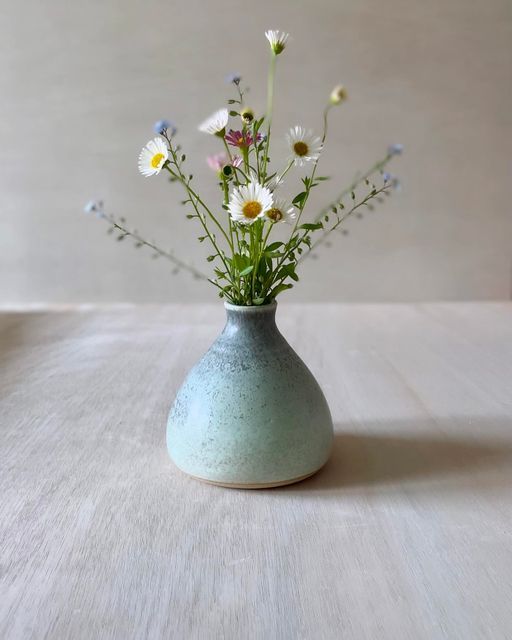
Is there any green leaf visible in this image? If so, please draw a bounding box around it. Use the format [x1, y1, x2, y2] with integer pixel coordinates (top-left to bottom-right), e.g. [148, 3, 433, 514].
[254, 117, 265, 130]
[275, 262, 298, 282]
[233, 254, 249, 271]
[206, 255, 216, 262]
[292, 191, 307, 206]
[299, 222, 323, 231]
[316, 176, 330, 181]
[265, 241, 284, 252]
[229, 110, 239, 117]
[239, 265, 254, 276]
[272, 283, 294, 297]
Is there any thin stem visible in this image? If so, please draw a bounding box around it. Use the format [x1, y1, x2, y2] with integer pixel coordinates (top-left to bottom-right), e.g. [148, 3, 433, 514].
[262, 53, 277, 180]
[314, 152, 393, 223]
[165, 161, 232, 252]
[164, 163, 233, 284]
[300, 183, 392, 261]
[101, 212, 209, 280]
[221, 173, 238, 257]
[269, 106, 332, 284]
[162, 136, 233, 250]
[250, 218, 268, 301]
[222, 138, 241, 187]
[274, 160, 294, 185]
[232, 164, 251, 183]
[254, 122, 262, 182]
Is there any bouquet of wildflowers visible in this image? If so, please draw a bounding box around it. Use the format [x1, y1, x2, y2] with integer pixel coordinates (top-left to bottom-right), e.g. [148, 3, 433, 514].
[86, 30, 402, 306]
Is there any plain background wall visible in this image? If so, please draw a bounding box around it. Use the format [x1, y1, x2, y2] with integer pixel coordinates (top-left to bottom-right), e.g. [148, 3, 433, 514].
[1, 0, 511, 304]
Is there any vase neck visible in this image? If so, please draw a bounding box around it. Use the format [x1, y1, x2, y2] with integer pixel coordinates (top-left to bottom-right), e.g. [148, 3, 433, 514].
[223, 302, 278, 338]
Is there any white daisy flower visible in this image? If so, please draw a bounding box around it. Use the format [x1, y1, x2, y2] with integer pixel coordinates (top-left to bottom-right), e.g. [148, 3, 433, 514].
[198, 108, 229, 136]
[138, 137, 169, 177]
[286, 126, 323, 167]
[265, 198, 296, 224]
[265, 30, 290, 55]
[228, 182, 273, 225]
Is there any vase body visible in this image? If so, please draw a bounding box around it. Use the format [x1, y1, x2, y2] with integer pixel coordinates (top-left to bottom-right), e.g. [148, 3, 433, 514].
[167, 302, 333, 488]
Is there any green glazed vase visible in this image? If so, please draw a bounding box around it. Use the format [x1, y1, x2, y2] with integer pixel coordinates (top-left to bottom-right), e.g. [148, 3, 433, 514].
[167, 302, 333, 488]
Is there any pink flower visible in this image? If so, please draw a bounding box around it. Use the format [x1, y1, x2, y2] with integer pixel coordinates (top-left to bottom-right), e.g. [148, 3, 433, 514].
[206, 153, 244, 173]
[225, 129, 263, 148]
[206, 153, 228, 172]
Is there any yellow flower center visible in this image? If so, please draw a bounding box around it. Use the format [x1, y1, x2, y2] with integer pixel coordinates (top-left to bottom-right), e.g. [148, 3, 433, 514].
[242, 201, 262, 219]
[151, 153, 164, 168]
[293, 141, 309, 157]
[267, 208, 283, 222]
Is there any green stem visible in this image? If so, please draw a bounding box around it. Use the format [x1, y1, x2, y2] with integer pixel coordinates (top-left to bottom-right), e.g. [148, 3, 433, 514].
[222, 138, 241, 187]
[300, 183, 392, 261]
[274, 160, 294, 186]
[268, 106, 332, 288]
[242, 145, 250, 174]
[102, 212, 209, 280]
[262, 53, 277, 180]
[250, 218, 268, 301]
[164, 163, 233, 283]
[314, 152, 393, 223]
[165, 160, 232, 252]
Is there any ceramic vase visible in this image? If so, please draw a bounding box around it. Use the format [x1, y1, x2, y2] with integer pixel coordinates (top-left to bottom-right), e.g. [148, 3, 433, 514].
[167, 302, 333, 488]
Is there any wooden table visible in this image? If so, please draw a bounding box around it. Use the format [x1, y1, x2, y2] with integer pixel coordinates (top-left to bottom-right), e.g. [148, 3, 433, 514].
[1, 303, 512, 640]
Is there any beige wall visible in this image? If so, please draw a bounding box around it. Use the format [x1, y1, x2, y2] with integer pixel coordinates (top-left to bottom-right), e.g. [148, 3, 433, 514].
[1, 0, 511, 304]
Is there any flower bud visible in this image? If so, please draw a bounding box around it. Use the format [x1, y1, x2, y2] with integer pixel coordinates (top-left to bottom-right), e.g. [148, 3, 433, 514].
[330, 85, 348, 105]
[240, 107, 255, 125]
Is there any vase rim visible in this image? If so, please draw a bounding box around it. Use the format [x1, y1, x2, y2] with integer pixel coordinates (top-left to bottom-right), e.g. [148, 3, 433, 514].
[224, 301, 277, 313]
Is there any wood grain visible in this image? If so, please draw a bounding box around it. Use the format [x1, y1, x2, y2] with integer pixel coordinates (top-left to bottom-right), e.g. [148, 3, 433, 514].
[1, 303, 512, 639]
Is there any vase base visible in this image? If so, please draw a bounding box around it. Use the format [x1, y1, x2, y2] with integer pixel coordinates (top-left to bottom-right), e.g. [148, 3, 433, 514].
[178, 465, 325, 489]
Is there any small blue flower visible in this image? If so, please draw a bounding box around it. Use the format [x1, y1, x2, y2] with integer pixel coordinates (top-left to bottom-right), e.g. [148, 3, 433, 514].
[225, 73, 242, 85]
[84, 199, 103, 214]
[388, 143, 404, 156]
[382, 172, 392, 183]
[154, 119, 177, 136]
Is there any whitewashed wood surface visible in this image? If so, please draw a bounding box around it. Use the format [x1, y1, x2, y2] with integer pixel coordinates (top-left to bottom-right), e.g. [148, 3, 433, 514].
[1, 303, 512, 640]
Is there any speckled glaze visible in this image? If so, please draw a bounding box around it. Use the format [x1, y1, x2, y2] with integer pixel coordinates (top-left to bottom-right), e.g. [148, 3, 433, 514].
[167, 302, 333, 488]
